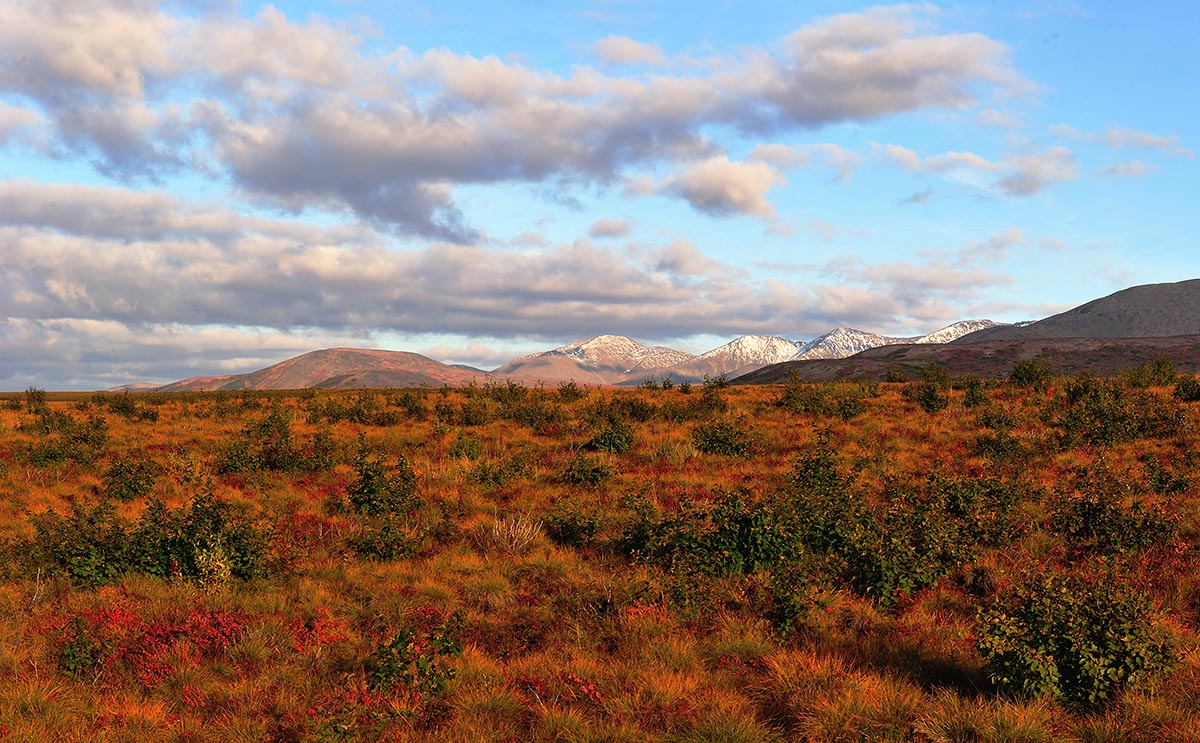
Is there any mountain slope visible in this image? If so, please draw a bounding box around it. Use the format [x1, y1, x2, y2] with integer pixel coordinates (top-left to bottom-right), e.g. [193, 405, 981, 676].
[734, 336, 1200, 384]
[656, 335, 804, 381]
[493, 335, 694, 385]
[158, 348, 489, 391]
[955, 279, 1200, 343]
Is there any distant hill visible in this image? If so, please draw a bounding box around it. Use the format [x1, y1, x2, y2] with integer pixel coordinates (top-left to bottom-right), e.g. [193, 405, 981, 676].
[955, 279, 1200, 343]
[733, 336, 1200, 384]
[157, 348, 490, 391]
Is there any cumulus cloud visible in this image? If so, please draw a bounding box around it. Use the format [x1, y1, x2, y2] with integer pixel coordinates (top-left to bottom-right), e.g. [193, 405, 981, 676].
[877, 143, 1078, 195]
[663, 156, 783, 218]
[0, 179, 1029, 387]
[0, 1, 1025, 236]
[588, 218, 634, 238]
[595, 36, 667, 65]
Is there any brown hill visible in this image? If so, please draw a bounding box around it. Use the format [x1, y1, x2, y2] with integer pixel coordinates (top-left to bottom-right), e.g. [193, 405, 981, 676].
[733, 336, 1200, 384]
[955, 279, 1200, 343]
[157, 348, 490, 391]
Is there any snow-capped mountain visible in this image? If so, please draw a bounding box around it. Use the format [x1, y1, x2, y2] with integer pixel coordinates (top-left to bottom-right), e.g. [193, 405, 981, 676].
[493, 335, 695, 384]
[698, 335, 805, 366]
[915, 320, 1003, 344]
[652, 335, 806, 382]
[493, 322, 1012, 384]
[788, 320, 1007, 362]
[791, 328, 903, 360]
[552, 335, 695, 370]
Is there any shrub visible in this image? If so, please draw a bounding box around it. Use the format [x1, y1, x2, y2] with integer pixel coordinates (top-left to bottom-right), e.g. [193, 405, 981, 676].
[1009, 358, 1054, 392]
[102, 457, 160, 501]
[692, 416, 753, 457]
[127, 493, 270, 582]
[347, 444, 420, 516]
[586, 420, 634, 454]
[978, 565, 1174, 710]
[217, 407, 302, 472]
[469, 455, 530, 489]
[557, 380, 586, 402]
[902, 363, 950, 413]
[367, 612, 464, 694]
[348, 514, 423, 561]
[545, 506, 600, 549]
[961, 375, 989, 408]
[1056, 377, 1184, 446]
[562, 453, 611, 486]
[25, 386, 47, 414]
[1124, 356, 1176, 388]
[1048, 460, 1174, 553]
[449, 432, 483, 460]
[31, 501, 128, 588]
[1173, 375, 1200, 401]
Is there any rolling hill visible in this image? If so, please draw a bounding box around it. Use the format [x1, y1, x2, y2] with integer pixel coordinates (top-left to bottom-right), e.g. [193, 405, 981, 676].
[156, 348, 490, 391]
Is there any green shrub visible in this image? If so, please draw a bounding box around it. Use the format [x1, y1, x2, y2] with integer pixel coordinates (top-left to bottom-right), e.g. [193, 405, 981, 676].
[586, 420, 634, 454]
[545, 506, 600, 549]
[449, 432, 483, 460]
[30, 501, 128, 589]
[1048, 461, 1174, 553]
[469, 455, 530, 489]
[367, 612, 464, 694]
[692, 416, 753, 457]
[348, 514, 424, 561]
[961, 375, 989, 408]
[778, 375, 873, 419]
[1009, 358, 1054, 392]
[1056, 377, 1184, 446]
[1124, 357, 1176, 388]
[347, 444, 420, 516]
[978, 566, 1174, 710]
[127, 493, 270, 582]
[24, 386, 47, 414]
[562, 453, 611, 486]
[557, 380, 586, 402]
[102, 458, 160, 501]
[1173, 375, 1200, 401]
[902, 363, 950, 413]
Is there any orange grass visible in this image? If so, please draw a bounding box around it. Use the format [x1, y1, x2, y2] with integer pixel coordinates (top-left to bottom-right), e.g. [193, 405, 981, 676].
[0, 380, 1197, 740]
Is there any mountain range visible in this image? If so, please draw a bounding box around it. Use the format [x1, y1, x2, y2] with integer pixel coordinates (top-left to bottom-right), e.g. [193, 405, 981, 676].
[144, 279, 1200, 391]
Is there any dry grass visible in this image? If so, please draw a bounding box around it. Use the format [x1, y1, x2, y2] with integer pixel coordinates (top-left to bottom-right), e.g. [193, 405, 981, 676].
[0, 381, 1196, 740]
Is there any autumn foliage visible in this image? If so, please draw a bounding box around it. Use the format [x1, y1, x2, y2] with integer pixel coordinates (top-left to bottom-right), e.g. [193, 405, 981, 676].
[1, 371, 1199, 741]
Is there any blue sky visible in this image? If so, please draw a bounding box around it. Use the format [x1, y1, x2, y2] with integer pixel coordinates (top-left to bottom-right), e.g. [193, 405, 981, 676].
[1, 1, 1196, 388]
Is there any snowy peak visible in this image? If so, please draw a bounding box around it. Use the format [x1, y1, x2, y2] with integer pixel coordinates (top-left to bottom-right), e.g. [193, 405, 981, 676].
[552, 335, 694, 371]
[699, 335, 805, 366]
[915, 320, 1003, 344]
[792, 328, 903, 360]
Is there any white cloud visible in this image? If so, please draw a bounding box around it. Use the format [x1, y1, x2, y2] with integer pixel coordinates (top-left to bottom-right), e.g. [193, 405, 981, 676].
[878, 143, 1078, 195]
[663, 156, 783, 218]
[0, 1, 1026, 235]
[588, 218, 634, 238]
[595, 36, 667, 66]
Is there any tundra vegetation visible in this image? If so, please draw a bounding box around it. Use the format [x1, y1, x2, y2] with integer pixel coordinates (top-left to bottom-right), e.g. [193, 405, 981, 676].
[0, 366, 1199, 742]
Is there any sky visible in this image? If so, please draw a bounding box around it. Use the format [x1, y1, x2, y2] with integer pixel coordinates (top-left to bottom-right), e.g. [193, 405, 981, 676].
[1, 1, 1197, 390]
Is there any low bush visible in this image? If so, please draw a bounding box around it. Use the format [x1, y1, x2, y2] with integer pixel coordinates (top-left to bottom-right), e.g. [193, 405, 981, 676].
[692, 416, 753, 457]
[367, 612, 464, 694]
[101, 457, 160, 501]
[586, 420, 634, 454]
[1174, 375, 1200, 401]
[1009, 358, 1054, 392]
[347, 443, 420, 516]
[978, 565, 1175, 710]
[562, 453, 611, 486]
